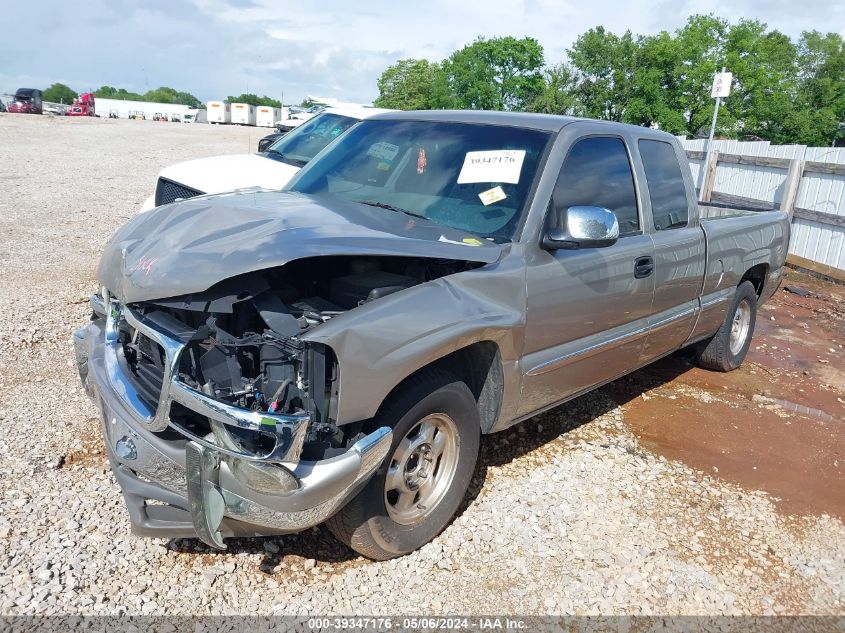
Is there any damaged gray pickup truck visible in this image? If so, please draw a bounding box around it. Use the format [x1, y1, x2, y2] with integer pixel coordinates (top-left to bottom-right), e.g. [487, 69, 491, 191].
[75, 111, 789, 560]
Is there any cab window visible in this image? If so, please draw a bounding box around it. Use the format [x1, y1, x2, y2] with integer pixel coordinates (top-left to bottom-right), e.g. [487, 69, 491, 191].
[639, 139, 690, 230]
[553, 136, 640, 234]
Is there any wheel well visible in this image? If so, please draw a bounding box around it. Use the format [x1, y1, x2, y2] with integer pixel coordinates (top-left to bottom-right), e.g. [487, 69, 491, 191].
[375, 341, 504, 434]
[741, 264, 768, 298]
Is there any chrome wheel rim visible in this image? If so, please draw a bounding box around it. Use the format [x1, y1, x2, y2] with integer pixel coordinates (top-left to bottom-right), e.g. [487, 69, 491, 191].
[384, 413, 460, 525]
[729, 299, 752, 355]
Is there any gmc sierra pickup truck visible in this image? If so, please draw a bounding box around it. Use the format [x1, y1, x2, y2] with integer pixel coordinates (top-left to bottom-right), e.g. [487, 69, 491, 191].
[75, 111, 789, 560]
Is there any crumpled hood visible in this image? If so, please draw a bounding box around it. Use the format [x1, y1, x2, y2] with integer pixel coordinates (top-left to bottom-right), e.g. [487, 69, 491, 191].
[158, 153, 299, 195]
[98, 191, 503, 303]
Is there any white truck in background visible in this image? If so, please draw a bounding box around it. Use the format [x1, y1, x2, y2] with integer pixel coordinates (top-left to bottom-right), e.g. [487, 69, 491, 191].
[256, 106, 281, 128]
[231, 103, 256, 126]
[139, 106, 392, 212]
[207, 101, 230, 124]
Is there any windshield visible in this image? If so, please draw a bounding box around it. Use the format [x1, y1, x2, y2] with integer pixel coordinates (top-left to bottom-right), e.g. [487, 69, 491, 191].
[265, 113, 357, 166]
[286, 120, 551, 241]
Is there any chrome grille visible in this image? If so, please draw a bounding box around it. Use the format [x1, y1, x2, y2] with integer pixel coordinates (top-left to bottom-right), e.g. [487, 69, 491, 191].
[122, 327, 166, 409]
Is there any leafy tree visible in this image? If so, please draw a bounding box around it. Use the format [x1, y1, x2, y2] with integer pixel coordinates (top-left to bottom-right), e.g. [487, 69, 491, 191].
[93, 85, 201, 108]
[666, 14, 731, 137]
[145, 86, 202, 108]
[226, 93, 282, 108]
[568, 27, 640, 122]
[441, 36, 545, 110]
[721, 21, 798, 143]
[42, 83, 78, 104]
[374, 59, 443, 110]
[525, 64, 580, 115]
[95, 86, 143, 100]
[568, 15, 802, 141]
[368, 18, 845, 144]
[784, 31, 845, 145]
[624, 31, 687, 134]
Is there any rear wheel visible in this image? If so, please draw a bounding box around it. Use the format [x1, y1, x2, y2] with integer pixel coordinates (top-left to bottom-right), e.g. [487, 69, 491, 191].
[695, 280, 758, 372]
[327, 369, 480, 560]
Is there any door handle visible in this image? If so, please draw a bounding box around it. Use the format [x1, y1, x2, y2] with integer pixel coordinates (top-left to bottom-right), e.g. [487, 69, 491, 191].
[634, 256, 654, 279]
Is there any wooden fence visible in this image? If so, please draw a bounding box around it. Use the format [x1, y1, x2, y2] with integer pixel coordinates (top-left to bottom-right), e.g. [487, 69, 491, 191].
[680, 140, 845, 280]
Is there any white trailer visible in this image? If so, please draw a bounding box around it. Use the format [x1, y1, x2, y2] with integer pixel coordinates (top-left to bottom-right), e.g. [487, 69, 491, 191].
[94, 98, 193, 120]
[256, 106, 280, 128]
[231, 103, 256, 126]
[207, 101, 231, 124]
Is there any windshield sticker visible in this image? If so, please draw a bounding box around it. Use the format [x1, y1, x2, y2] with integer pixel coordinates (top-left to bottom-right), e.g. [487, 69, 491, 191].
[366, 142, 399, 161]
[478, 186, 507, 206]
[438, 235, 480, 246]
[457, 149, 526, 184]
[377, 161, 392, 171]
[417, 147, 427, 174]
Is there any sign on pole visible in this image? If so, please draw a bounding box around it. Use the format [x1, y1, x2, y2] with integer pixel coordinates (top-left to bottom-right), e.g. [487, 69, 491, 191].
[699, 68, 731, 198]
[711, 72, 733, 98]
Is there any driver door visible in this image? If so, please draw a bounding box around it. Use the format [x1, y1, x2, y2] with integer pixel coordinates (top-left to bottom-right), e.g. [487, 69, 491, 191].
[519, 134, 655, 416]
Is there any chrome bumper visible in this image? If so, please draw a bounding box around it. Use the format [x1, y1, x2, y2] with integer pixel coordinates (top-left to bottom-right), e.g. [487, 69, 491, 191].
[74, 309, 392, 548]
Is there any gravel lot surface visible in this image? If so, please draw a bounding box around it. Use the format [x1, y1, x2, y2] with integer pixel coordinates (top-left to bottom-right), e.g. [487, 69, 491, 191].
[0, 114, 843, 616]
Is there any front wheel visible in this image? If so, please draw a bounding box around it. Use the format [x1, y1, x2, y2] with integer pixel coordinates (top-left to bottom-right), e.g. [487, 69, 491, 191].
[695, 280, 758, 372]
[327, 369, 480, 560]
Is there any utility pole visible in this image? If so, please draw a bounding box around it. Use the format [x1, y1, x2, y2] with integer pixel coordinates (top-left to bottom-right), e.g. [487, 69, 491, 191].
[699, 67, 732, 198]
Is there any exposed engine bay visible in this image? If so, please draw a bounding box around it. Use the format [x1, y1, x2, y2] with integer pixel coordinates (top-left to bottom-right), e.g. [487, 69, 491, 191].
[117, 256, 478, 459]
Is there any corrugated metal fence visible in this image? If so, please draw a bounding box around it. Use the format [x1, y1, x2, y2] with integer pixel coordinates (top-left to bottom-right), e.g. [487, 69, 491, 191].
[679, 139, 845, 276]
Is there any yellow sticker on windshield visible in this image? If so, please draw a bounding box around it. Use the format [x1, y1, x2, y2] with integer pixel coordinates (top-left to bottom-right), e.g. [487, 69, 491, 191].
[377, 161, 392, 171]
[462, 238, 483, 246]
[478, 186, 507, 206]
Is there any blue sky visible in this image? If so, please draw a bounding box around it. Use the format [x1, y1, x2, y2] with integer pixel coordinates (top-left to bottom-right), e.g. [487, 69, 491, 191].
[1, 0, 842, 105]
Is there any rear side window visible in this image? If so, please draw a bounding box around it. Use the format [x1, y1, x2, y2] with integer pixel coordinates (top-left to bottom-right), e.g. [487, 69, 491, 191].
[553, 137, 639, 234]
[639, 139, 689, 230]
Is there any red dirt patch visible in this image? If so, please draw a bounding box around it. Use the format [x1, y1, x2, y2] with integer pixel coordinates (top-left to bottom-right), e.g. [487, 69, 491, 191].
[612, 270, 845, 520]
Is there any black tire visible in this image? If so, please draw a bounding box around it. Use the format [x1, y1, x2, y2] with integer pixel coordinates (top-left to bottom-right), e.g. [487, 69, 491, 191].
[695, 280, 758, 372]
[326, 369, 480, 560]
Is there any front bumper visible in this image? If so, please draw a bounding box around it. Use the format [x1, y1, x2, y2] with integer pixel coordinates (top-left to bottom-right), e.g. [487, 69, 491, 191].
[73, 306, 391, 549]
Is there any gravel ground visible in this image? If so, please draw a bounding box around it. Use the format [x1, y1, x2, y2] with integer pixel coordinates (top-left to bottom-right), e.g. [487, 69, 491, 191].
[0, 114, 843, 616]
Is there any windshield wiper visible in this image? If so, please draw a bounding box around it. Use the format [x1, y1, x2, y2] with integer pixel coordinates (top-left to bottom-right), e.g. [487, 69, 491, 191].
[357, 200, 428, 220]
[265, 149, 307, 167]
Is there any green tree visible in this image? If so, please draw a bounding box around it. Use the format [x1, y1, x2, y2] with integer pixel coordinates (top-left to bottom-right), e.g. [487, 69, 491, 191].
[784, 31, 845, 145]
[42, 82, 78, 104]
[95, 85, 143, 100]
[441, 36, 545, 110]
[525, 64, 580, 115]
[93, 85, 201, 108]
[568, 27, 641, 122]
[664, 14, 730, 137]
[721, 21, 798, 142]
[226, 93, 282, 108]
[374, 59, 443, 110]
[624, 31, 687, 134]
[144, 86, 202, 108]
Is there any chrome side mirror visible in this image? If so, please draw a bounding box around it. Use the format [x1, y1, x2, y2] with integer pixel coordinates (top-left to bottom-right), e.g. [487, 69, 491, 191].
[542, 205, 620, 250]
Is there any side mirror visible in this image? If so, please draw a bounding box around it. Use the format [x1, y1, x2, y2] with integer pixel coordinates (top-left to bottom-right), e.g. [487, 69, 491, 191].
[542, 205, 620, 250]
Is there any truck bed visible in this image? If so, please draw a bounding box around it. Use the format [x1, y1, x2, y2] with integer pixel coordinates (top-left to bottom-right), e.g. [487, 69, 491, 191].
[699, 205, 790, 299]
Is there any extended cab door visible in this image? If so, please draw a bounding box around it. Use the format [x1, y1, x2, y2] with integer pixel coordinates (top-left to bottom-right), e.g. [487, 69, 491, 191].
[636, 137, 705, 361]
[519, 130, 655, 417]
